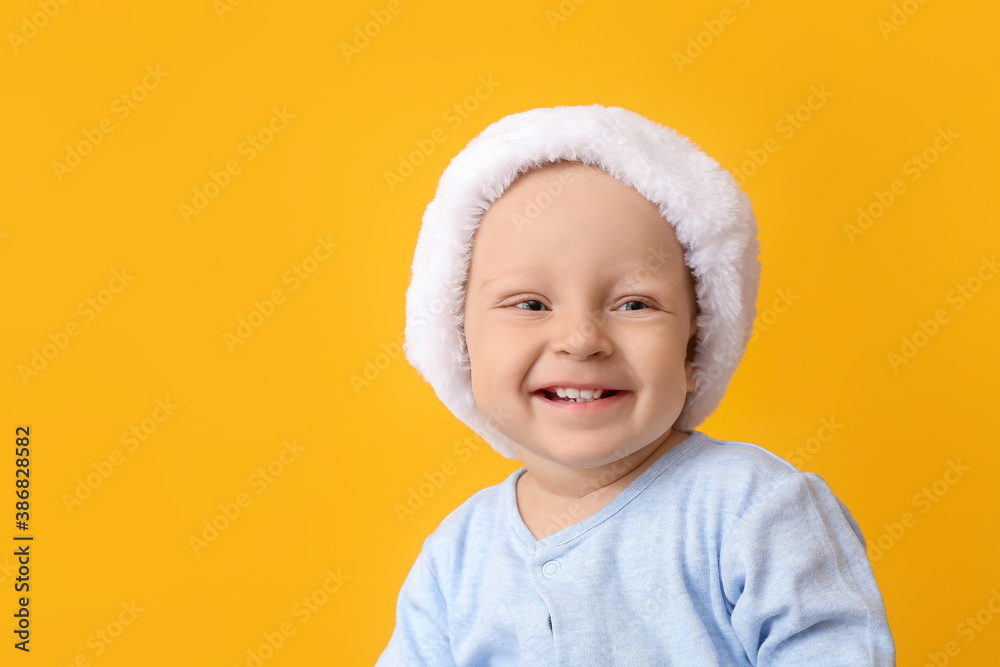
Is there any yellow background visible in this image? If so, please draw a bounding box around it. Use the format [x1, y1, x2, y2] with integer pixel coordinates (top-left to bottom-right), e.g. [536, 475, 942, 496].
[2, 0, 998, 664]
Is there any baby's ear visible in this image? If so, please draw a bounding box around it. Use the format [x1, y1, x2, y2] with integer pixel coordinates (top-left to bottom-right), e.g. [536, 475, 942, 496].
[684, 329, 698, 393]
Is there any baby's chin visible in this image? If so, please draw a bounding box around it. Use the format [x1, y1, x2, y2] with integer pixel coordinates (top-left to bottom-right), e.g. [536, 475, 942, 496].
[514, 438, 652, 471]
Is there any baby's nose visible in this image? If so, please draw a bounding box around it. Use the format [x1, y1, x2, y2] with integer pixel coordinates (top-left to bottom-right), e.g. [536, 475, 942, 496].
[549, 307, 613, 359]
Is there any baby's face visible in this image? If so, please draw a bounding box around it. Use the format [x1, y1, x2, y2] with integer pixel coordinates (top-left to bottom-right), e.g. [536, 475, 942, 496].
[463, 162, 698, 468]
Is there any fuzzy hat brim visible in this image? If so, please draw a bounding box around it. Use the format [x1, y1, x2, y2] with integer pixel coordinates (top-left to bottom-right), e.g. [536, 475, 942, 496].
[404, 105, 760, 459]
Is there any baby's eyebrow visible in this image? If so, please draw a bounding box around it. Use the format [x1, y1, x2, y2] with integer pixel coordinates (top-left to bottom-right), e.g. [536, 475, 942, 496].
[476, 266, 681, 294]
[476, 269, 531, 292]
[477, 274, 501, 292]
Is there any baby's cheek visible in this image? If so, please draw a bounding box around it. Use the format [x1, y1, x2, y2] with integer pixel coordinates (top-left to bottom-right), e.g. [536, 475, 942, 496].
[631, 332, 687, 361]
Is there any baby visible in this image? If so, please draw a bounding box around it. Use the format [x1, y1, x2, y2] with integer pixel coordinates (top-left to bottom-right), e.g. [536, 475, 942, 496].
[377, 106, 895, 665]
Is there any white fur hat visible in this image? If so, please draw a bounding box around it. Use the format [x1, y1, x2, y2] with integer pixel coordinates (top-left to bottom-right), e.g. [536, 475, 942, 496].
[404, 105, 760, 460]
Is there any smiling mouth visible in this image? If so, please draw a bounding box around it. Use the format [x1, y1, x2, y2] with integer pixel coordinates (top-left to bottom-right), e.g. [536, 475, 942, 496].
[539, 389, 620, 403]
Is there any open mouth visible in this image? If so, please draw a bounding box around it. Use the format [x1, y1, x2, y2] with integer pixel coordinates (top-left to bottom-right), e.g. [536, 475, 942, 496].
[538, 388, 620, 403]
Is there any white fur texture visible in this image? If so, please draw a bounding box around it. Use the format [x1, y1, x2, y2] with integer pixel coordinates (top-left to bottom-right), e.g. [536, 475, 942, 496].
[404, 105, 760, 459]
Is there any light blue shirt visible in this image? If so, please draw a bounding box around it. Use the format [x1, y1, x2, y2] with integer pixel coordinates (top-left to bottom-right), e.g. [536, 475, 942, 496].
[376, 431, 895, 665]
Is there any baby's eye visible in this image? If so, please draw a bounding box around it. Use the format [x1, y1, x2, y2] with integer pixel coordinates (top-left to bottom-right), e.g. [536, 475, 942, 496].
[515, 299, 547, 311]
[515, 299, 548, 311]
[617, 300, 649, 311]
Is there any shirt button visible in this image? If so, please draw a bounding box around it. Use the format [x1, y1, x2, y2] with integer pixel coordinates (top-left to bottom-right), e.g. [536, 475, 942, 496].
[542, 560, 560, 577]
